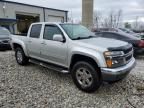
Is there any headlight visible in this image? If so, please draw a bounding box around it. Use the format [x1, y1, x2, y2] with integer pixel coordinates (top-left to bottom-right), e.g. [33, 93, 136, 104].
[104, 51, 124, 57]
[104, 51, 124, 68]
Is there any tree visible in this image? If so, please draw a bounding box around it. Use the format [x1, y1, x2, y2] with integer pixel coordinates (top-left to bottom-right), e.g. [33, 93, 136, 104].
[116, 10, 123, 27]
[134, 16, 139, 29]
[94, 11, 102, 28]
[106, 10, 123, 28]
[94, 9, 123, 28]
[125, 22, 131, 29]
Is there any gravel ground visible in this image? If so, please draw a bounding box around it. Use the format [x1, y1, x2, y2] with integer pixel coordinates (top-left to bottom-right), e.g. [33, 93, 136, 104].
[0, 51, 144, 108]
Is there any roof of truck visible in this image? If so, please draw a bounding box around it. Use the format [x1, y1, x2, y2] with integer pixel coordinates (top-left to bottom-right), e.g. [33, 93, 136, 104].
[31, 22, 78, 25]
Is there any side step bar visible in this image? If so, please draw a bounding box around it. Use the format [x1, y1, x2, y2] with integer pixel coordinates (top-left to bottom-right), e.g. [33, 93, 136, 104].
[29, 59, 69, 73]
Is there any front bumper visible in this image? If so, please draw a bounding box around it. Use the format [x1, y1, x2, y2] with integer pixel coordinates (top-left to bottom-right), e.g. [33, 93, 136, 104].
[101, 57, 136, 82]
[134, 47, 144, 54]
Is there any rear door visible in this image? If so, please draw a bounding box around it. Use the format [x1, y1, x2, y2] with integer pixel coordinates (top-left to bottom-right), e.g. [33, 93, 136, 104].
[40, 24, 68, 67]
[27, 24, 42, 58]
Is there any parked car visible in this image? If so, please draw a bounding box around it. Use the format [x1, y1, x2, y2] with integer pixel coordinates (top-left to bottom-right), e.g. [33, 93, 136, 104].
[0, 27, 11, 50]
[92, 27, 119, 33]
[139, 32, 144, 40]
[95, 31, 144, 54]
[92, 27, 144, 40]
[11, 22, 135, 93]
[118, 28, 143, 39]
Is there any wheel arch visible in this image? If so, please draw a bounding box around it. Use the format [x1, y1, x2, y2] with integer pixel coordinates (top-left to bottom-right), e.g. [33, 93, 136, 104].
[12, 43, 28, 56]
[70, 54, 100, 67]
[70, 54, 101, 76]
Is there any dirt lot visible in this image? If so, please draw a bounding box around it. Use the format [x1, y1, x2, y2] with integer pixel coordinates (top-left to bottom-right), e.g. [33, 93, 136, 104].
[0, 51, 144, 108]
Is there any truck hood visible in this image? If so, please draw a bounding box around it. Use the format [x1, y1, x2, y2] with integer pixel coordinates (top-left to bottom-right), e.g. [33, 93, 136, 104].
[74, 37, 128, 51]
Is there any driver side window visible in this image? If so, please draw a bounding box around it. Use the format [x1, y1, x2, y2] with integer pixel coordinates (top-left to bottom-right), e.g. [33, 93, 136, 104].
[43, 25, 63, 40]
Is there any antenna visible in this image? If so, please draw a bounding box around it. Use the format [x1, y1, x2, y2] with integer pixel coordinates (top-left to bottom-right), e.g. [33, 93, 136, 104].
[71, 10, 73, 24]
[71, 10, 74, 37]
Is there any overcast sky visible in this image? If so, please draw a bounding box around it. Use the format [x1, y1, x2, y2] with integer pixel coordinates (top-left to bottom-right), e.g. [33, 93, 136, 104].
[5, 0, 144, 22]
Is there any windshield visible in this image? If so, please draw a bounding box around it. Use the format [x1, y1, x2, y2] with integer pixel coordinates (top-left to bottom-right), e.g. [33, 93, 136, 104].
[60, 24, 95, 40]
[0, 27, 10, 37]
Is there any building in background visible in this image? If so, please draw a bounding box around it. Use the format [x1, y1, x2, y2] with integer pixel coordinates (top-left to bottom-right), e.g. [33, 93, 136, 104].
[0, 0, 68, 34]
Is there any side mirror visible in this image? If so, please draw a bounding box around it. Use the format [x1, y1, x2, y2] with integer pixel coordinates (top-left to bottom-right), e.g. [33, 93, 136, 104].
[53, 34, 64, 42]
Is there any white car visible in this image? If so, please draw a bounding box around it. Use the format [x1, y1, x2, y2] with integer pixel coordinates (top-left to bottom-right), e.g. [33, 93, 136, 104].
[0, 27, 11, 50]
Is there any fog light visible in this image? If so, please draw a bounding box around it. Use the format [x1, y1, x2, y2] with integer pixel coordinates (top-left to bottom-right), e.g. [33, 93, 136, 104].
[112, 60, 118, 64]
[106, 59, 112, 68]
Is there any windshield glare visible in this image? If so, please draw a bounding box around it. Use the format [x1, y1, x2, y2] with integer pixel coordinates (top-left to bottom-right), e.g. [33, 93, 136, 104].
[60, 24, 95, 39]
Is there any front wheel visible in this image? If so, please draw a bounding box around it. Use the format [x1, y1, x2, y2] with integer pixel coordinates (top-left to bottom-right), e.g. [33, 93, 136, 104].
[71, 61, 102, 93]
[15, 47, 29, 65]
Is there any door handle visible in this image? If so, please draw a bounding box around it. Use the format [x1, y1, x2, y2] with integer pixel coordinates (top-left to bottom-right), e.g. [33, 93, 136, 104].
[28, 40, 32, 43]
[41, 42, 46, 45]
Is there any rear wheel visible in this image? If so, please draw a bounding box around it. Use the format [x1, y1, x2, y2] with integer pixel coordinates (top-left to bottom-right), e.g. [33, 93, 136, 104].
[15, 47, 29, 65]
[71, 61, 102, 93]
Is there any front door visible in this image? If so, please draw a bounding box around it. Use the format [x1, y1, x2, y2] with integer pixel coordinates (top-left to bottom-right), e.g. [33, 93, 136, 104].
[40, 25, 68, 67]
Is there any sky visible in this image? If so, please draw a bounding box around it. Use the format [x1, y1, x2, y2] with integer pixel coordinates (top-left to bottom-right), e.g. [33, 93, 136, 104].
[5, 0, 144, 22]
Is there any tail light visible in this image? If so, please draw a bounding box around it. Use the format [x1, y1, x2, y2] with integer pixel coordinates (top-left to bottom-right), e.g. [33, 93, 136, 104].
[138, 40, 144, 48]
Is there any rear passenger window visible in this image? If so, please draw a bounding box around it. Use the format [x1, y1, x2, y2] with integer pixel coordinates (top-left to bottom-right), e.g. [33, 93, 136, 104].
[95, 33, 103, 37]
[103, 33, 116, 39]
[30, 24, 42, 38]
[43, 25, 63, 40]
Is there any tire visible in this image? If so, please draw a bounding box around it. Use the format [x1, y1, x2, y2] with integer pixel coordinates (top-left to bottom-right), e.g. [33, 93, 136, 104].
[71, 61, 102, 93]
[15, 47, 29, 65]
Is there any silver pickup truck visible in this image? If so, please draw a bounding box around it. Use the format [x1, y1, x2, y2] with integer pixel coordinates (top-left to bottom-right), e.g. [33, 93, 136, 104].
[11, 22, 136, 93]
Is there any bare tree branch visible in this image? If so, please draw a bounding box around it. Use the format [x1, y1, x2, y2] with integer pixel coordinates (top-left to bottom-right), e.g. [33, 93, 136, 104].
[93, 9, 123, 28]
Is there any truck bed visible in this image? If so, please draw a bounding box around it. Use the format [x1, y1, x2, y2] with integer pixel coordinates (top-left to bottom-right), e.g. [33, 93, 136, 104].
[12, 34, 28, 42]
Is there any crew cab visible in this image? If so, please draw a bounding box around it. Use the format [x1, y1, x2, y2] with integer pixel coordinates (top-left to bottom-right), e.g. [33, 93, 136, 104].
[11, 22, 136, 93]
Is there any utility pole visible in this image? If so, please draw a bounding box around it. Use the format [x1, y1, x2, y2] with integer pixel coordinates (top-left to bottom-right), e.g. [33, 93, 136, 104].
[82, 0, 94, 29]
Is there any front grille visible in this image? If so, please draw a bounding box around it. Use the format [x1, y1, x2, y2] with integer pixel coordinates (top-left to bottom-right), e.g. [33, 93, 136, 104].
[126, 54, 132, 63]
[124, 46, 133, 63]
[108, 44, 133, 67]
[123, 47, 133, 54]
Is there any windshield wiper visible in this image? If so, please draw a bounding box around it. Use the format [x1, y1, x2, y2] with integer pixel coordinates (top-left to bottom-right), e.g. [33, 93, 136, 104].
[72, 37, 87, 40]
[72, 35, 96, 40]
[87, 35, 96, 38]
